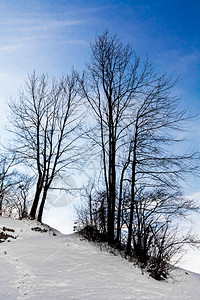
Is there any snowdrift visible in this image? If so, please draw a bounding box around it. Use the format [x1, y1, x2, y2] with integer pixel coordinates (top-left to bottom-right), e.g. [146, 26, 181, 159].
[0, 216, 200, 300]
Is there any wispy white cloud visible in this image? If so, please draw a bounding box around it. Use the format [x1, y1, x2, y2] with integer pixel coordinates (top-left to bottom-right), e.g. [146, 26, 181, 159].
[0, 35, 51, 53]
[0, 17, 85, 32]
[156, 49, 200, 74]
[0, 13, 87, 54]
[0, 35, 87, 54]
[0, 44, 21, 53]
[25, 20, 84, 32]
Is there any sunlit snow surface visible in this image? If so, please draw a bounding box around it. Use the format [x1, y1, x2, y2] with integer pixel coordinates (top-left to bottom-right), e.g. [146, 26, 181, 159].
[1, 217, 200, 300]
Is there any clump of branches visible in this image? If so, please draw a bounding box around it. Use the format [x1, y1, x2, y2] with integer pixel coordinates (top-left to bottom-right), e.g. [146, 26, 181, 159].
[0, 153, 32, 219]
[129, 188, 199, 279]
[76, 184, 199, 280]
[75, 183, 108, 242]
[7, 176, 33, 220]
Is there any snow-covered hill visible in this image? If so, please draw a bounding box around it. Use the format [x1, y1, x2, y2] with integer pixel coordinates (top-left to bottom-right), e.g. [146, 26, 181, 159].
[0, 217, 200, 300]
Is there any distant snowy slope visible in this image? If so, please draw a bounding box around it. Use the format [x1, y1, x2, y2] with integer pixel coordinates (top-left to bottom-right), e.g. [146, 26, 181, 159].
[0, 217, 200, 300]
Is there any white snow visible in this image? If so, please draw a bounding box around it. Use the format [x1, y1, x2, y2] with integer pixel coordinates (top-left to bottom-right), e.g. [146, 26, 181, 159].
[1, 216, 200, 300]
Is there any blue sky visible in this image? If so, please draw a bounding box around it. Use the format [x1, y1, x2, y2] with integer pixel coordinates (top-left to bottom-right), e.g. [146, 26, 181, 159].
[0, 0, 200, 232]
[0, 0, 199, 103]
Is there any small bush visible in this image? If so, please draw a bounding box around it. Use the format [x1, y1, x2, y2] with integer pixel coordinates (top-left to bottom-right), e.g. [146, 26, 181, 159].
[79, 225, 108, 243]
[31, 227, 48, 233]
[0, 230, 17, 243]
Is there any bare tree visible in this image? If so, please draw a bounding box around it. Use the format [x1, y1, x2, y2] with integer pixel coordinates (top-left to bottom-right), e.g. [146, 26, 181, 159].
[77, 31, 199, 280]
[0, 154, 20, 216]
[79, 31, 158, 244]
[123, 75, 199, 253]
[10, 175, 33, 219]
[130, 189, 198, 262]
[0, 153, 32, 218]
[9, 71, 83, 222]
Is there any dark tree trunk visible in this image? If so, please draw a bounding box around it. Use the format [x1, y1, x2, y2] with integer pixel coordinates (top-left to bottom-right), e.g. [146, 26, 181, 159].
[89, 193, 93, 227]
[0, 197, 2, 216]
[29, 192, 40, 219]
[127, 196, 134, 254]
[127, 125, 138, 254]
[111, 138, 116, 240]
[116, 168, 125, 243]
[37, 187, 48, 222]
[29, 177, 43, 219]
[116, 147, 131, 243]
[107, 99, 116, 245]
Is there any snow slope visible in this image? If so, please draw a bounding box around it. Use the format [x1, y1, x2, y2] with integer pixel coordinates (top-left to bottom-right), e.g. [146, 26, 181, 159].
[0, 217, 200, 300]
